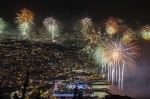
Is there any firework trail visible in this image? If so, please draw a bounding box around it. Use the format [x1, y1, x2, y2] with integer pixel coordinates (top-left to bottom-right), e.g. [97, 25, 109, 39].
[140, 25, 150, 40]
[0, 18, 7, 34]
[84, 28, 101, 44]
[43, 17, 61, 41]
[15, 8, 34, 39]
[93, 38, 139, 90]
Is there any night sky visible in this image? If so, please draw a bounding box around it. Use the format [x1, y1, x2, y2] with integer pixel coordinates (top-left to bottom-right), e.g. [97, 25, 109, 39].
[1, 0, 150, 98]
[1, 0, 150, 24]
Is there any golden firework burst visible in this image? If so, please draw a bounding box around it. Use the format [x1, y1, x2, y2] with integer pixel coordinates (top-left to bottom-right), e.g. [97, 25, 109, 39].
[16, 8, 34, 24]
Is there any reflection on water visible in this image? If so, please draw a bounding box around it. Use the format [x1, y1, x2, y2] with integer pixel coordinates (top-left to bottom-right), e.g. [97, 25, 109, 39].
[94, 92, 109, 98]
[91, 82, 111, 98]
[92, 85, 110, 89]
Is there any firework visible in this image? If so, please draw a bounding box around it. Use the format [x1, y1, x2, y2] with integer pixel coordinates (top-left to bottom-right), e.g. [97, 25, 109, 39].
[81, 45, 94, 59]
[74, 17, 93, 37]
[140, 25, 150, 40]
[15, 8, 34, 24]
[122, 28, 136, 43]
[105, 18, 119, 35]
[18, 22, 32, 39]
[15, 8, 34, 39]
[84, 28, 101, 45]
[93, 39, 139, 90]
[80, 17, 93, 29]
[81, 28, 101, 59]
[92, 45, 108, 73]
[80, 17, 93, 36]
[43, 17, 61, 41]
[0, 18, 7, 34]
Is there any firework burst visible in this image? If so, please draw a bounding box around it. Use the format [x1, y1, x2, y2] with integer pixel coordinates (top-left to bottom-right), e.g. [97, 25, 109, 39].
[80, 17, 93, 29]
[84, 28, 101, 45]
[74, 17, 93, 37]
[122, 28, 137, 43]
[93, 39, 139, 90]
[15, 8, 34, 39]
[105, 18, 119, 35]
[82, 28, 101, 59]
[15, 8, 34, 24]
[140, 25, 150, 40]
[80, 17, 93, 36]
[43, 17, 61, 41]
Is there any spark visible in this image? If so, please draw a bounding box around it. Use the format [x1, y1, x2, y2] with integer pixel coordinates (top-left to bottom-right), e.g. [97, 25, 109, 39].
[80, 17, 93, 29]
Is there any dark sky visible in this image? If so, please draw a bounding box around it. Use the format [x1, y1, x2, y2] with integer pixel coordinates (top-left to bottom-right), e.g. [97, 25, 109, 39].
[1, 0, 150, 25]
